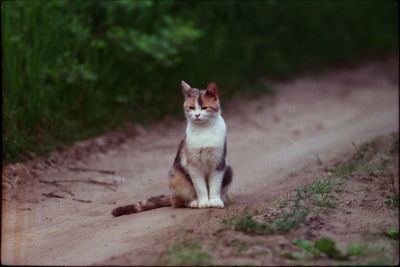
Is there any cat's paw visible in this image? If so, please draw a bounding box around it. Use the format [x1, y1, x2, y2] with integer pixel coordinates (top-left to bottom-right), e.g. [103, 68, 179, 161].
[209, 198, 224, 208]
[198, 198, 210, 208]
[187, 199, 199, 208]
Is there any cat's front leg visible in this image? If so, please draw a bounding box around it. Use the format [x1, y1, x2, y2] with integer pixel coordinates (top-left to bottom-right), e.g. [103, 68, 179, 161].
[208, 170, 225, 208]
[188, 167, 210, 208]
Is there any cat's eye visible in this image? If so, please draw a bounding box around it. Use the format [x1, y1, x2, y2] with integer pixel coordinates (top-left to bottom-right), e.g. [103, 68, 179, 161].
[189, 106, 195, 110]
[201, 107, 208, 110]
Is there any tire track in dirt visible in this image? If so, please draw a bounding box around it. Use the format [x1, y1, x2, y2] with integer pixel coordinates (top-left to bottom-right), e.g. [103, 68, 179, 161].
[1, 59, 398, 265]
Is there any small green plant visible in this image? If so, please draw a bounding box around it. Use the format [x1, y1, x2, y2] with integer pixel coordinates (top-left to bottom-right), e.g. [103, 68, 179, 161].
[162, 237, 211, 266]
[345, 244, 368, 259]
[384, 194, 399, 208]
[286, 238, 320, 259]
[384, 228, 399, 240]
[275, 205, 309, 233]
[274, 192, 294, 207]
[222, 193, 309, 235]
[314, 238, 347, 259]
[328, 162, 358, 179]
[305, 179, 335, 194]
[311, 194, 338, 208]
[233, 214, 274, 235]
[297, 177, 342, 214]
[326, 142, 373, 180]
[284, 238, 368, 261]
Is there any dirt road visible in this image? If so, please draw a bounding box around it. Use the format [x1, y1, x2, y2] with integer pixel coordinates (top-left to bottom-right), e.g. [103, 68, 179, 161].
[1, 58, 398, 265]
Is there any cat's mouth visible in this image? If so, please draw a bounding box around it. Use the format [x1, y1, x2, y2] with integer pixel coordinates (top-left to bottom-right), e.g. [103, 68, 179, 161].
[193, 118, 204, 123]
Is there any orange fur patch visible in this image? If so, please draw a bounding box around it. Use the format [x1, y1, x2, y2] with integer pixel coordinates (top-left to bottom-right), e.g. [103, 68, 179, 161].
[200, 92, 220, 111]
[169, 166, 196, 203]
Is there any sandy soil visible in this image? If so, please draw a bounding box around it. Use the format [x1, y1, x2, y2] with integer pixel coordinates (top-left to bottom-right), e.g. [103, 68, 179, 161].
[1, 58, 398, 265]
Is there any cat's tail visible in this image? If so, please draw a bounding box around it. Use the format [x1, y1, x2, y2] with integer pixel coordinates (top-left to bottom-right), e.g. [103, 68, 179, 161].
[111, 194, 171, 217]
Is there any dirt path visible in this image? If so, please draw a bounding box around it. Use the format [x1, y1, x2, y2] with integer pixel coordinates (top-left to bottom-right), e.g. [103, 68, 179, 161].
[1, 58, 398, 265]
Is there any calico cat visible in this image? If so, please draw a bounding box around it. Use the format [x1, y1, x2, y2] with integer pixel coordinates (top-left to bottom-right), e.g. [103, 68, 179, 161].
[112, 81, 232, 216]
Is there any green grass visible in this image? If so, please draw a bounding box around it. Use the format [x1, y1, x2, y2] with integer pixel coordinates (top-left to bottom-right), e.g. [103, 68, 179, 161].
[384, 194, 399, 208]
[311, 195, 339, 209]
[230, 213, 275, 235]
[222, 191, 310, 235]
[3, 0, 398, 164]
[221, 133, 399, 236]
[331, 134, 399, 182]
[345, 244, 369, 259]
[283, 238, 369, 260]
[221, 175, 344, 235]
[284, 237, 399, 265]
[384, 228, 399, 240]
[160, 237, 211, 266]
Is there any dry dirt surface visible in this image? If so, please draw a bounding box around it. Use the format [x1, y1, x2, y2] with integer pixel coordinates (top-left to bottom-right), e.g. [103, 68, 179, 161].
[1, 58, 398, 265]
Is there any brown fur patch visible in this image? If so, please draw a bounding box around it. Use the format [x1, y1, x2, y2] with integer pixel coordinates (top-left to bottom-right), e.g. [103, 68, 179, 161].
[172, 139, 191, 180]
[170, 196, 186, 207]
[216, 139, 227, 171]
[200, 92, 220, 111]
[206, 82, 218, 99]
[170, 140, 196, 206]
[112, 204, 137, 217]
[148, 195, 170, 207]
[169, 166, 196, 203]
[111, 195, 171, 217]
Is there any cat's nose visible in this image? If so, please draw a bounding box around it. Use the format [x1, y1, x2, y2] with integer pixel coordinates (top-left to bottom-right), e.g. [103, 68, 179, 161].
[195, 113, 200, 118]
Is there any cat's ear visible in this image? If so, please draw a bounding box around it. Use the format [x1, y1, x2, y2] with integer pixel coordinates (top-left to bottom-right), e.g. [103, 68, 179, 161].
[206, 82, 218, 99]
[181, 80, 193, 98]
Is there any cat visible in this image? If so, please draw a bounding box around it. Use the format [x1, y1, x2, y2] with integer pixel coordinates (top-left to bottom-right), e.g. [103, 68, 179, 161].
[112, 81, 232, 216]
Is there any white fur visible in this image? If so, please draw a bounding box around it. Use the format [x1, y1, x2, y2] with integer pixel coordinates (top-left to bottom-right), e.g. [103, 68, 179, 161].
[185, 112, 227, 208]
[185, 114, 226, 168]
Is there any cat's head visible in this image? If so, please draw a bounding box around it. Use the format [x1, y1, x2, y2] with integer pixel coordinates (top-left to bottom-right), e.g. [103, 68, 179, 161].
[181, 80, 220, 124]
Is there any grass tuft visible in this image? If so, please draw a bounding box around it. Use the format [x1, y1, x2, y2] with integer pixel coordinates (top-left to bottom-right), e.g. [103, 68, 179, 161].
[222, 192, 310, 235]
[162, 237, 211, 266]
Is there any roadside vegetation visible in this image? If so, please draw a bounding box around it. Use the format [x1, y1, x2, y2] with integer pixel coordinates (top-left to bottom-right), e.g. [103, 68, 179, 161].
[3, 0, 398, 164]
[158, 133, 399, 265]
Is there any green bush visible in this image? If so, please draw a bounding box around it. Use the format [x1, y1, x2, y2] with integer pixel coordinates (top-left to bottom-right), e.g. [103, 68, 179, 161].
[3, 0, 398, 163]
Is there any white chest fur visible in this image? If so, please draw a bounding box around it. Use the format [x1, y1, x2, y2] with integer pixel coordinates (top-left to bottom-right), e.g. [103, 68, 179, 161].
[185, 115, 226, 170]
